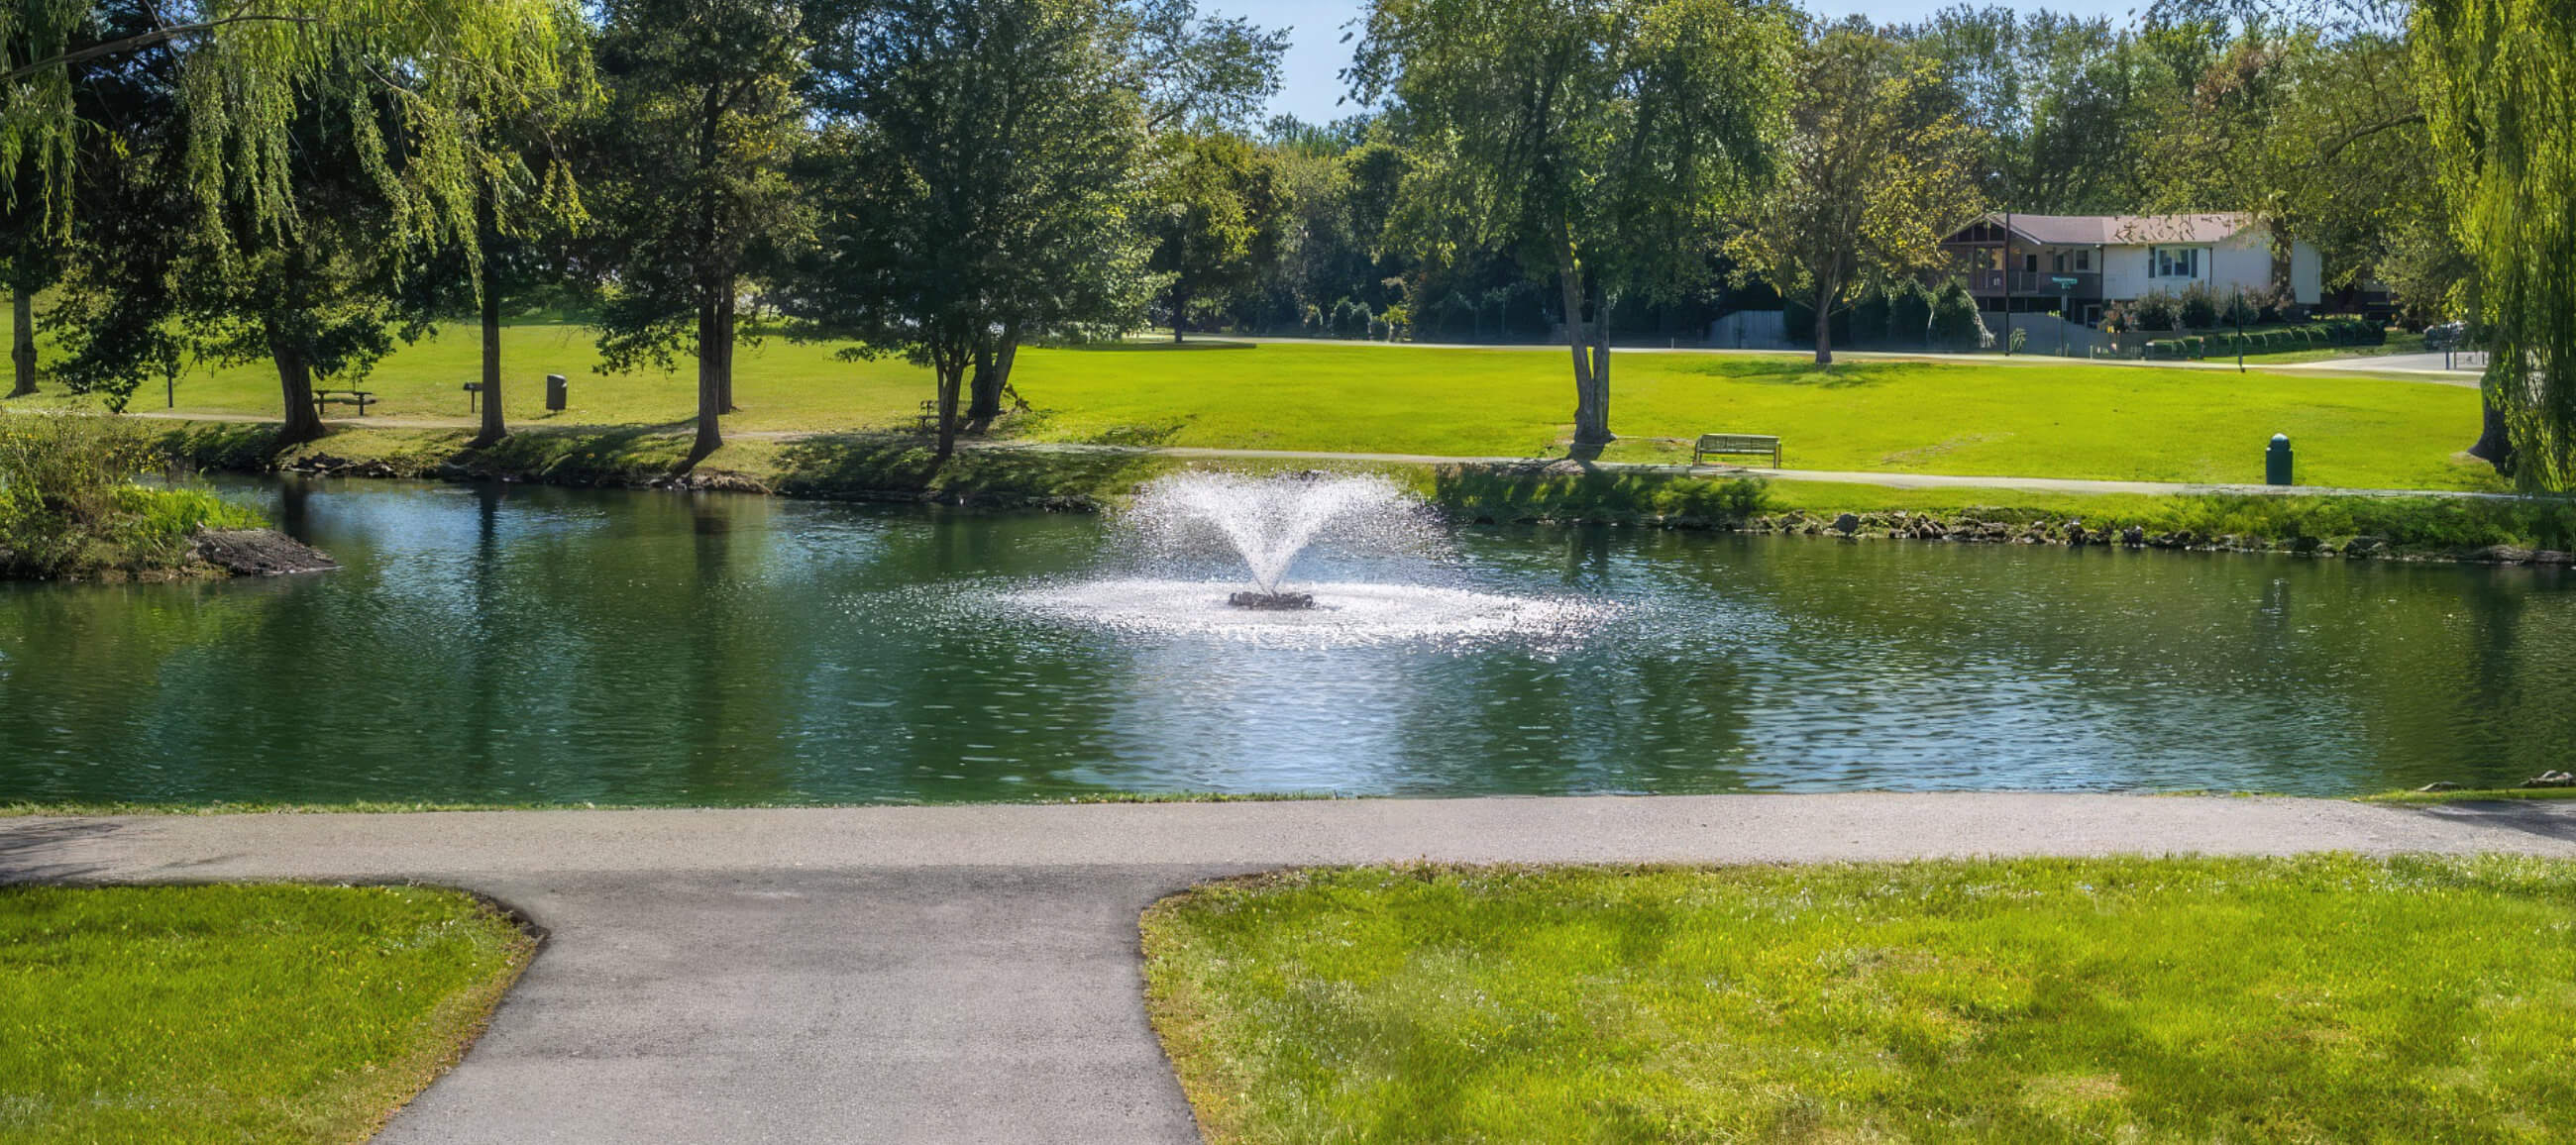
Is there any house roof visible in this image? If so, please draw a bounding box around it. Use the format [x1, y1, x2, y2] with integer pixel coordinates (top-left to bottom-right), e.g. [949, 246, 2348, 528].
[1977, 212, 2255, 246]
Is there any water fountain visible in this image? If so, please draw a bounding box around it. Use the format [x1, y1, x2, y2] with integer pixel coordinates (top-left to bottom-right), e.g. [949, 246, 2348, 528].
[1005, 470, 1613, 649]
[1127, 471, 1435, 609]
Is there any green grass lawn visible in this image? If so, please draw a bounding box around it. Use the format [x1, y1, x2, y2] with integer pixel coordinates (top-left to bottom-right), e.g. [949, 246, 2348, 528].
[1143, 857, 2576, 1144]
[2, 310, 2503, 491]
[0, 884, 533, 1143]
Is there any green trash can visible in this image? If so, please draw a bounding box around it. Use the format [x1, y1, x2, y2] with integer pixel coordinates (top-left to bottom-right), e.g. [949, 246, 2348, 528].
[2266, 434, 2293, 486]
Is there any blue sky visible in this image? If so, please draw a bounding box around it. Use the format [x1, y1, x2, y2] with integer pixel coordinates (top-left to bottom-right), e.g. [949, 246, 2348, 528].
[1230, 0, 2144, 124]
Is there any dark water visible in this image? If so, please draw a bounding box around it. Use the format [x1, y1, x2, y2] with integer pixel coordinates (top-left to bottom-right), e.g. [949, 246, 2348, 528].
[4, 478, 2572, 804]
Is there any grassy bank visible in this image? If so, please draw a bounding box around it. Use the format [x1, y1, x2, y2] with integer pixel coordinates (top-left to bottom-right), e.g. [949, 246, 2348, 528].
[152, 419, 2576, 559]
[0, 884, 533, 1143]
[8, 316, 2505, 490]
[2362, 786, 2576, 804]
[1, 413, 267, 579]
[1426, 466, 2576, 557]
[1143, 858, 2576, 1144]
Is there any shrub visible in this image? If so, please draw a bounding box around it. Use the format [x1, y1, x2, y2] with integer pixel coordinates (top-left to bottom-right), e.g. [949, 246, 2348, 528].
[1849, 289, 1891, 347]
[1330, 299, 1373, 340]
[1929, 281, 1988, 350]
[2130, 289, 2181, 332]
[1376, 303, 1409, 342]
[2219, 288, 2261, 327]
[0, 413, 260, 578]
[2178, 282, 2219, 329]
[1886, 282, 1933, 345]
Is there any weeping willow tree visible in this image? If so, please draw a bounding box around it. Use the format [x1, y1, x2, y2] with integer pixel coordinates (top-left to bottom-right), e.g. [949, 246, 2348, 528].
[4, 1, 590, 245]
[2414, 0, 2576, 489]
[3, 2, 590, 436]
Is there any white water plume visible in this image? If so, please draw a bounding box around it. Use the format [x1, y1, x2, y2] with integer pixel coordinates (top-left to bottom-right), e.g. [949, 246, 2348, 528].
[1124, 471, 1440, 593]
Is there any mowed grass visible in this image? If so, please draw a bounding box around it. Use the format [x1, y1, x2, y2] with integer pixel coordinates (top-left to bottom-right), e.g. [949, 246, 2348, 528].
[1142, 858, 2576, 1144]
[2, 309, 2501, 490]
[0, 884, 534, 1143]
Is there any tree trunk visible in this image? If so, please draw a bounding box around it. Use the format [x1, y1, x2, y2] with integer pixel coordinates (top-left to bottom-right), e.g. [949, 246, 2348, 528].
[716, 283, 739, 414]
[689, 294, 724, 465]
[2469, 393, 2516, 475]
[270, 325, 325, 445]
[932, 356, 963, 464]
[1170, 286, 1188, 344]
[8, 281, 34, 398]
[473, 261, 506, 448]
[1557, 248, 1612, 452]
[966, 324, 1022, 432]
[1812, 280, 1837, 366]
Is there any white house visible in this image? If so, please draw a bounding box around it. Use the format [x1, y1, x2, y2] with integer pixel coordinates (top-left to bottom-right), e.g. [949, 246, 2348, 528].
[1941, 212, 2322, 326]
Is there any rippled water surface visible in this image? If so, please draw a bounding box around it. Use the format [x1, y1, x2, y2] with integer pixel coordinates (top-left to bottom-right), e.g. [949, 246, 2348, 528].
[4, 477, 2572, 803]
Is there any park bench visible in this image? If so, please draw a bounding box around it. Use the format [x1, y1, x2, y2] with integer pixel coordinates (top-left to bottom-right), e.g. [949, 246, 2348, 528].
[1692, 432, 1781, 468]
[915, 399, 939, 433]
[312, 389, 376, 417]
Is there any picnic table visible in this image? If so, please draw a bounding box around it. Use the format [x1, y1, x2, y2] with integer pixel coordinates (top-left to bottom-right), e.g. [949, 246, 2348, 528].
[313, 389, 376, 417]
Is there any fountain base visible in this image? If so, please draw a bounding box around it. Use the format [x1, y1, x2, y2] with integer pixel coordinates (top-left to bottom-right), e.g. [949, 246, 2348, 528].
[1228, 590, 1316, 610]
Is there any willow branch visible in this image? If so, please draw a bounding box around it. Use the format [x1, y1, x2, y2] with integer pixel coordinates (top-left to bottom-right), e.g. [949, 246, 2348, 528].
[6, 12, 322, 83]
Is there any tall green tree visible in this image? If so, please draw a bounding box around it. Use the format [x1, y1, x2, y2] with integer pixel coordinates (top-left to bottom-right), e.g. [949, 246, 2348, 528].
[2415, 0, 2576, 488]
[1903, 6, 2150, 214]
[1147, 130, 1267, 341]
[795, 0, 1155, 461]
[1352, 0, 1791, 451]
[585, 0, 810, 464]
[447, 49, 595, 447]
[1729, 23, 1981, 365]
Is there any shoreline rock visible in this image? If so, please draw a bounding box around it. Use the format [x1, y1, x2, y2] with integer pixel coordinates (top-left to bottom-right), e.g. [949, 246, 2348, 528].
[193, 529, 340, 576]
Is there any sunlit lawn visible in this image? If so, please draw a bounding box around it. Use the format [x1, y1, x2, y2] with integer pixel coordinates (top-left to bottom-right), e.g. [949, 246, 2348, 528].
[2, 309, 2502, 491]
[0, 884, 533, 1143]
[1144, 857, 2576, 1144]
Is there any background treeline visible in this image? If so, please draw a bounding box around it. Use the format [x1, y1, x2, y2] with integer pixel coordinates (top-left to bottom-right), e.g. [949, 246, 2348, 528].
[0, 0, 2562, 483]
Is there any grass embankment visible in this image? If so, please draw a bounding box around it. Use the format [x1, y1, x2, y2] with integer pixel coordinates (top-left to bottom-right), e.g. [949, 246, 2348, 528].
[1144, 858, 2576, 1144]
[1427, 468, 2576, 557]
[6, 314, 2505, 491]
[2362, 786, 2576, 804]
[150, 417, 2576, 557]
[0, 885, 534, 1143]
[0, 412, 267, 579]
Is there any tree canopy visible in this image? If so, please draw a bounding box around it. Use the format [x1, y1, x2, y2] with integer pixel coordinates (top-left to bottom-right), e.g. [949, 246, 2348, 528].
[1352, 0, 1792, 449]
[1730, 22, 1981, 364]
[4, 0, 590, 256]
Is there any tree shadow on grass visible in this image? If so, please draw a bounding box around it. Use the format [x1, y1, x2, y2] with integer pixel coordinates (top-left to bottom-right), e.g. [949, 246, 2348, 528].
[1054, 339, 1257, 352]
[1672, 359, 1912, 388]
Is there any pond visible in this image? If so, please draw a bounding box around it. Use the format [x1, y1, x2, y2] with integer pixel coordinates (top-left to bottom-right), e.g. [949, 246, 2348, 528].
[4, 477, 2571, 805]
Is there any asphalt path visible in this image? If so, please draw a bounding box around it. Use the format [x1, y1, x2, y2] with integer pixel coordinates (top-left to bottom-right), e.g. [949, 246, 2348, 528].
[8, 793, 2573, 1143]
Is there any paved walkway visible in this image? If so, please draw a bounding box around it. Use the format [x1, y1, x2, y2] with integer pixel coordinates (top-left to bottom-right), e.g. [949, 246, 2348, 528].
[6, 794, 2574, 1143]
[2280, 351, 2484, 381]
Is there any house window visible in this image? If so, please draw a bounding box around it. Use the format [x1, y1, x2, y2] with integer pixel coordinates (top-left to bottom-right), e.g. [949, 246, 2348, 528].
[2075, 250, 2091, 271]
[2052, 252, 2066, 272]
[2154, 247, 2200, 278]
[2023, 253, 2039, 273]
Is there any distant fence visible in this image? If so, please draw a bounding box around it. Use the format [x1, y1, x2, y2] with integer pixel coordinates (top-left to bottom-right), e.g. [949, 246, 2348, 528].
[1708, 310, 1793, 351]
